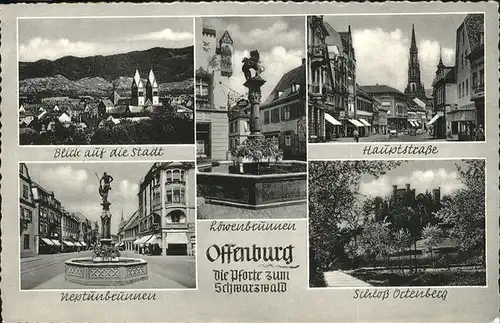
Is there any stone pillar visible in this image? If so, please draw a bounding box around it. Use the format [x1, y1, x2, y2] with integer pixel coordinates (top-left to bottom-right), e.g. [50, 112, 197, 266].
[100, 201, 112, 246]
[244, 77, 266, 138]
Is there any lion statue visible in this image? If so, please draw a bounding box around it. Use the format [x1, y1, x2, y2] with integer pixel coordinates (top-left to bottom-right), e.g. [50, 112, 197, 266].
[242, 50, 265, 80]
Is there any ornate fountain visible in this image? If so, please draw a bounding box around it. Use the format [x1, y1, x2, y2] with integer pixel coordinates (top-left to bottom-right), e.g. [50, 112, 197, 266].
[197, 50, 307, 209]
[65, 172, 148, 286]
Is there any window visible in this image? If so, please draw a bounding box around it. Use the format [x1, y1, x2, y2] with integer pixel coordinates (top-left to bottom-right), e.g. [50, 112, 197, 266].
[479, 69, 484, 85]
[461, 54, 464, 69]
[171, 213, 181, 223]
[24, 234, 30, 250]
[271, 108, 280, 123]
[472, 72, 477, 88]
[166, 190, 172, 203]
[173, 189, 180, 203]
[464, 49, 468, 66]
[285, 135, 291, 146]
[283, 106, 291, 121]
[166, 171, 172, 182]
[264, 111, 270, 124]
[173, 170, 181, 181]
[23, 184, 29, 199]
[291, 83, 300, 93]
[465, 79, 469, 95]
[180, 188, 185, 204]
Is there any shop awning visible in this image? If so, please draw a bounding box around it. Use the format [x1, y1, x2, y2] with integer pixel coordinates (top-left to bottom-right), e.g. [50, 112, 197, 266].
[427, 112, 443, 125]
[146, 235, 161, 246]
[446, 109, 476, 122]
[134, 235, 154, 245]
[414, 121, 421, 127]
[41, 238, 54, 245]
[359, 118, 371, 127]
[324, 113, 342, 126]
[133, 237, 144, 245]
[51, 239, 61, 246]
[63, 241, 74, 246]
[348, 119, 364, 127]
[80, 241, 87, 247]
[166, 232, 188, 244]
[73, 242, 82, 247]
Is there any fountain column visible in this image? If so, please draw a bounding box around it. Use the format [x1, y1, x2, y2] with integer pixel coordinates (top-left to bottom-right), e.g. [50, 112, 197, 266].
[100, 201, 112, 246]
[244, 76, 266, 139]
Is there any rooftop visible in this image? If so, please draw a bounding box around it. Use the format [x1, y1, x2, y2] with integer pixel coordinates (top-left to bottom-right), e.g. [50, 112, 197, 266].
[263, 63, 305, 105]
[360, 84, 405, 96]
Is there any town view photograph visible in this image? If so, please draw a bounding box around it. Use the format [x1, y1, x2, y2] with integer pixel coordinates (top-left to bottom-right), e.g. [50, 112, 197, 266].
[195, 16, 307, 219]
[309, 159, 485, 287]
[308, 14, 484, 143]
[20, 162, 196, 289]
[18, 18, 195, 145]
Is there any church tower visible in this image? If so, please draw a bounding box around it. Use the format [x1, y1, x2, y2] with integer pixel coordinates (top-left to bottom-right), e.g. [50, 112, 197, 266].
[131, 69, 145, 106]
[146, 68, 159, 105]
[404, 24, 426, 100]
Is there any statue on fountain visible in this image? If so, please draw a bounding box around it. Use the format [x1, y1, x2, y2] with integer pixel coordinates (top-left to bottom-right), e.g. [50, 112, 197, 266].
[242, 50, 265, 80]
[98, 172, 113, 204]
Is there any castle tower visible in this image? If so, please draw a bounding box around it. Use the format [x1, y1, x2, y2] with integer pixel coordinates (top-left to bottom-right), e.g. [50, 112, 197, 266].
[146, 68, 159, 105]
[131, 69, 145, 106]
[404, 24, 426, 100]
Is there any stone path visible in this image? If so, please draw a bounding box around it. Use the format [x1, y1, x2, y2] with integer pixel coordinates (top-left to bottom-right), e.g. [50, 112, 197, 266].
[323, 270, 373, 287]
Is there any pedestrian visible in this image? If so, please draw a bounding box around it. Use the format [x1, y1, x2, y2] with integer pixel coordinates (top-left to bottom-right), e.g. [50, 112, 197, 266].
[353, 129, 359, 143]
[477, 125, 485, 141]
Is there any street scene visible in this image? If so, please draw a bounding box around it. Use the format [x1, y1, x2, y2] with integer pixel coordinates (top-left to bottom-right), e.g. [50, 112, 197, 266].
[309, 159, 485, 287]
[18, 18, 194, 145]
[195, 17, 306, 219]
[20, 162, 196, 289]
[308, 14, 484, 143]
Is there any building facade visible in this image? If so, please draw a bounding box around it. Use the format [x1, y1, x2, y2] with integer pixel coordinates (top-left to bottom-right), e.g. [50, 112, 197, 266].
[31, 183, 62, 254]
[465, 14, 485, 138]
[136, 162, 196, 256]
[261, 62, 307, 160]
[19, 163, 37, 258]
[196, 25, 233, 161]
[228, 99, 250, 150]
[123, 210, 140, 251]
[361, 85, 408, 131]
[61, 211, 81, 252]
[307, 16, 328, 141]
[431, 56, 457, 139]
[355, 85, 375, 136]
[448, 14, 481, 139]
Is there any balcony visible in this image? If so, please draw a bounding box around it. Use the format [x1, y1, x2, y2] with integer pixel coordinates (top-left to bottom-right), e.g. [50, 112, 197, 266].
[471, 84, 484, 101]
[165, 222, 189, 230]
[308, 45, 326, 64]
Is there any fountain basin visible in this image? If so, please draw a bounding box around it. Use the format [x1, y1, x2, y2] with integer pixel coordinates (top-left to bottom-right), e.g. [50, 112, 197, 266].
[197, 161, 307, 209]
[65, 257, 148, 286]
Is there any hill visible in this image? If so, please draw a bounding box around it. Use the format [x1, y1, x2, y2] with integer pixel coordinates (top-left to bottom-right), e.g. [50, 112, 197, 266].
[19, 46, 193, 83]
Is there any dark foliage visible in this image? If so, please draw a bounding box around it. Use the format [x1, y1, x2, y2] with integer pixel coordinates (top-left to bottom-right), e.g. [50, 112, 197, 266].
[19, 46, 194, 83]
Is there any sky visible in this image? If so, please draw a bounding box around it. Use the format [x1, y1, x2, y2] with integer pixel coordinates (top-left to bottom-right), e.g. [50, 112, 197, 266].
[198, 16, 305, 101]
[358, 159, 469, 199]
[18, 18, 194, 62]
[26, 162, 154, 234]
[323, 14, 470, 92]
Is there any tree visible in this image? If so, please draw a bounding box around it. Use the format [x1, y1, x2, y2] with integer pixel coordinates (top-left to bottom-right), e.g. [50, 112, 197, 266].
[435, 159, 485, 264]
[393, 228, 412, 272]
[355, 221, 394, 267]
[420, 224, 444, 267]
[308, 161, 403, 277]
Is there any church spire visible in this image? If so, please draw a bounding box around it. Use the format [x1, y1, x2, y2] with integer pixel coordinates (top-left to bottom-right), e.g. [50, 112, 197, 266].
[438, 46, 444, 67]
[410, 24, 417, 52]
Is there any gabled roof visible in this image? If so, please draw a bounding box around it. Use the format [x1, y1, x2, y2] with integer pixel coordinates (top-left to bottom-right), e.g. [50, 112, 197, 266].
[324, 22, 344, 54]
[263, 64, 305, 105]
[100, 99, 114, 108]
[360, 85, 405, 96]
[108, 106, 128, 114]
